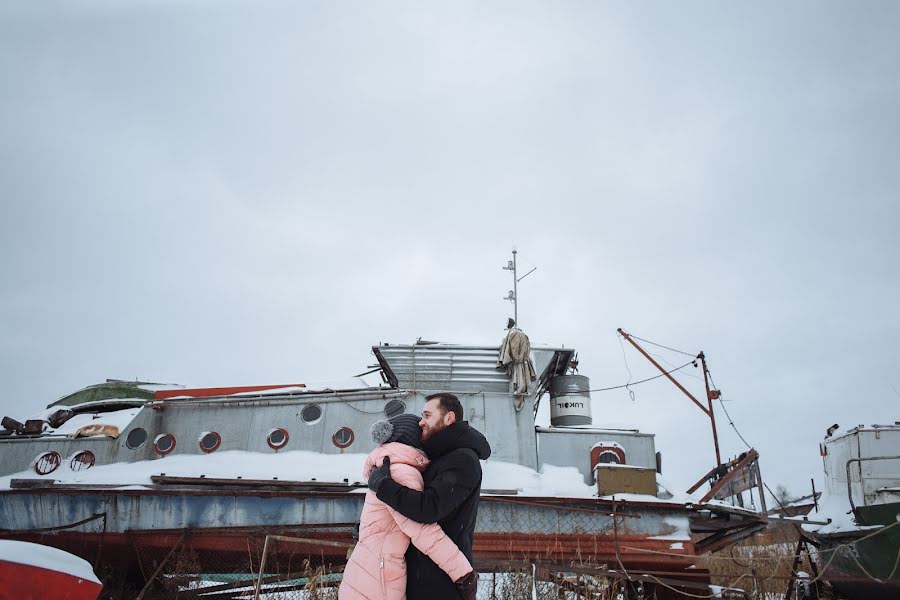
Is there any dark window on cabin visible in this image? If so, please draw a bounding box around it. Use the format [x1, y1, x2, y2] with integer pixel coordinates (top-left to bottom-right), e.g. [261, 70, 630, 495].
[70, 450, 95, 471]
[155, 433, 176, 455]
[268, 428, 289, 450]
[199, 432, 221, 453]
[599, 451, 622, 464]
[384, 400, 406, 419]
[332, 427, 355, 449]
[35, 451, 61, 475]
[301, 404, 322, 423]
[126, 428, 148, 449]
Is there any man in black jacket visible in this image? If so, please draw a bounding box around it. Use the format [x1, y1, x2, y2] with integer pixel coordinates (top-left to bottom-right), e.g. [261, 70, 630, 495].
[368, 392, 491, 600]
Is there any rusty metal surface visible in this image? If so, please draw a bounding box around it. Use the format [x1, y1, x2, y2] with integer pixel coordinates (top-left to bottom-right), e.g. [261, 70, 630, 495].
[0, 486, 695, 533]
[0, 486, 714, 570]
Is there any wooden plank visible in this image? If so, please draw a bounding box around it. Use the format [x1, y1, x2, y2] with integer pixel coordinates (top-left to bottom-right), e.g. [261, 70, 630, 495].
[481, 489, 519, 495]
[10, 479, 57, 489]
[149, 475, 365, 491]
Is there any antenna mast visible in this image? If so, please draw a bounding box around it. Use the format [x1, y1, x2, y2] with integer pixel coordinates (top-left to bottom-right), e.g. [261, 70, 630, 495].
[502, 249, 536, 326]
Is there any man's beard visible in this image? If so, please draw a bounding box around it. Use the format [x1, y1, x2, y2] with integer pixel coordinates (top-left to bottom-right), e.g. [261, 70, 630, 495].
[422, 418, 448, 442]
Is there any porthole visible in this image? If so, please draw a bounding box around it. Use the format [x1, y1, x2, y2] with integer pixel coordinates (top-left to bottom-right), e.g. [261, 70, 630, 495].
[300, 404, 322, 424]
[154, 433, 177, 456]
[384, 400, 406, 419]
[267, 428, 289, 450]
[34, 451, 61, 475]
[126, 427, 148, 449]
[598, 451, 623, 464]
[199, 431, 221, 453]
[69, 450, 95, 471]
[332, 427, 355, 449]
[591, 445, 626, 469]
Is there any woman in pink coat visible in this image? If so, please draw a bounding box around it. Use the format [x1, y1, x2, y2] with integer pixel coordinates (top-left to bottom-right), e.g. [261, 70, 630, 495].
[339, 414, 473, 600]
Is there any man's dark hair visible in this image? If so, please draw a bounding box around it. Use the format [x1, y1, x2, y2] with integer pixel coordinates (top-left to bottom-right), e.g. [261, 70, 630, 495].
[425, 392, 463, 422]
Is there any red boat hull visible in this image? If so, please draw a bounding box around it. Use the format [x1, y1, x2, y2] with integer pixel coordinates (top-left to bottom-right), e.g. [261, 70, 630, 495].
[0, 560, 102, 600]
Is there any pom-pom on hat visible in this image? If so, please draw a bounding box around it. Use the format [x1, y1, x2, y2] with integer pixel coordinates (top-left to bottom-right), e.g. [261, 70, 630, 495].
[370, 414, 422, 449]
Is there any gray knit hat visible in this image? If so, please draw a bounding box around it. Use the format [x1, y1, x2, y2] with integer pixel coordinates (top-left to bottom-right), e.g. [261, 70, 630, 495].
[370, 414, 423, 449]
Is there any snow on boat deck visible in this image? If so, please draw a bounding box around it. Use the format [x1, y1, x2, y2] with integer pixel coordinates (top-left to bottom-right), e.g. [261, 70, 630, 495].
[0, 448, 691, 506]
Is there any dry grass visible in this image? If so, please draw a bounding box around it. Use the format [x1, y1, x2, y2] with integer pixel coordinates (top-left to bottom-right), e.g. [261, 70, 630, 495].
[696, 524, 827, 600]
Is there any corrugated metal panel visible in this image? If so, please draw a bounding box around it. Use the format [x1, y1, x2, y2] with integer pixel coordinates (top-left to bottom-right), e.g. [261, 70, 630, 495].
[376, 345, 511, 392]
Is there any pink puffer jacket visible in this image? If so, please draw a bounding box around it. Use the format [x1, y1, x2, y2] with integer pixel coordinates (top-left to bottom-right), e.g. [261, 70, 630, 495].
[338, 442, 472, 600]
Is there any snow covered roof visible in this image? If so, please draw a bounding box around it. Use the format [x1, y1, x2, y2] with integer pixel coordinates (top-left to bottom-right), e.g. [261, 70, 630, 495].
[19, 406, 142, 437]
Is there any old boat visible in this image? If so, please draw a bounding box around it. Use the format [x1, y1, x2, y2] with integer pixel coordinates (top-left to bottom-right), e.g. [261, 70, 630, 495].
[0, 333, 766, 598]
[802, 423, 900, 600]
[0, 539, 102, 599]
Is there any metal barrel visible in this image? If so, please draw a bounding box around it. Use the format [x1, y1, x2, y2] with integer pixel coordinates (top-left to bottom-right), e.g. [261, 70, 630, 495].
[549, 375, 592, 427]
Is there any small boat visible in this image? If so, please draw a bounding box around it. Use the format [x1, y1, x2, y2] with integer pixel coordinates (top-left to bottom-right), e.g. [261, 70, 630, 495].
[0, 539, 102, 599]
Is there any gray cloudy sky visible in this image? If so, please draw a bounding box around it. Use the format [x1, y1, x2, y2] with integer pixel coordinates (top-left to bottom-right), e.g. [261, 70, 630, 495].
[2, 1, 898, 499]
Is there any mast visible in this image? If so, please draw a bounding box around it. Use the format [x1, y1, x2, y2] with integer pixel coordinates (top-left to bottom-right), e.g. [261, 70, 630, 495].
[502, 249, 536, 326]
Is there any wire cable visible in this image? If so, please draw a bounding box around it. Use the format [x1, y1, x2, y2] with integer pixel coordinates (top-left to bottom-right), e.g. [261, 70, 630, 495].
[646, 348, 703, 381]
[617, 334, 636, 401]
[588, 360, 696, 393]
[714, 391, 792, 513]
[716, 396, 753, 450]
[627, 333, 698, 358]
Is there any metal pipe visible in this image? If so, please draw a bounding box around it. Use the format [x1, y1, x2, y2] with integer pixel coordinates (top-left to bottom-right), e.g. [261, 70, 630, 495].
[253, 534, 273, 600]
[513, 249, 518, 324]
[845, 455, 900, 512]
[151, 389, 411, 409]
[699, 352, 722, 468]
[263, 534, 354, 549]
[617, 329, 708, 416]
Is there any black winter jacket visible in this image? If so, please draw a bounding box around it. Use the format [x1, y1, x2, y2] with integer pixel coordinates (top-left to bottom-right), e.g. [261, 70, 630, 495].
[375, 421, 491, 600]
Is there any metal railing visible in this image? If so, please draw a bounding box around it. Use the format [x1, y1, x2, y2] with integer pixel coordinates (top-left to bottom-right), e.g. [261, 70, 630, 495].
[845, 455, 900, 511]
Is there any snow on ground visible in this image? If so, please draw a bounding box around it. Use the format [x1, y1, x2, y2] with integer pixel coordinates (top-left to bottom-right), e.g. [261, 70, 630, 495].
[0, 539, 100, 584]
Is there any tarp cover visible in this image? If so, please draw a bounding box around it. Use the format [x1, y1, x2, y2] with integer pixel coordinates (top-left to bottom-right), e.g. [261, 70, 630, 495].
[498, 327, 536, 409]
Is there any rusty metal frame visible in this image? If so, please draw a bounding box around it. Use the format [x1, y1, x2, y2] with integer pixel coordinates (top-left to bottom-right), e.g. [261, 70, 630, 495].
[694, 520, 767, 555]
[698, 450, 759, 503]
[784, 538, 821, 600]
[618, 328, 721, 468]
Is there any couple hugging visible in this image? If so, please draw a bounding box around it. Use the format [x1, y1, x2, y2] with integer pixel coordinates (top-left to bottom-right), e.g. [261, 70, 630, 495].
[338, 393, 491, 600]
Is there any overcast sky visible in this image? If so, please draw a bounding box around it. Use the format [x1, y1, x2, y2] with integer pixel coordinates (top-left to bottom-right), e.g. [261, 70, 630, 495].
[1, 1, 898, 500]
